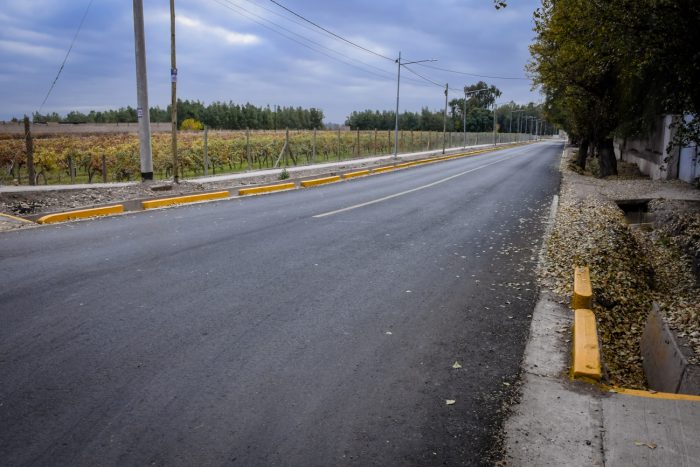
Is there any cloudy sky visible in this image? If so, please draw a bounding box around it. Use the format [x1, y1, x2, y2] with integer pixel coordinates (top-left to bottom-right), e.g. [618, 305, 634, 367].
[0, 0, 542, 124]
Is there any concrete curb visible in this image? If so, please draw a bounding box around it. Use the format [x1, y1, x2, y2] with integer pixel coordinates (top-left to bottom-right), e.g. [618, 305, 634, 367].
[300, 175, 341, 188]
[343, 169, 370, 179]
[238, 182, 295, 196]
[571, 266, 592, 309]
[13, 141, 533, 225]
[572, 308, 602, 381]
[569, 268, 700, 401]
[141, 191, 229, 209]
[0, 212, 35, 224]
[36, 205, 125, 224]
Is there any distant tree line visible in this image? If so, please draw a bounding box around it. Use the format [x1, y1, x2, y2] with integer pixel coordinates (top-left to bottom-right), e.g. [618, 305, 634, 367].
[31, 100, 325, 130]
[346, 81, 547, 133]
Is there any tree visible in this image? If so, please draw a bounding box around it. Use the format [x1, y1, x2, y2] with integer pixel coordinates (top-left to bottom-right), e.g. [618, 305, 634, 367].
[529, 0, 624, 175]
[529, 0, 700, 176]
[180, 118, 204, 131]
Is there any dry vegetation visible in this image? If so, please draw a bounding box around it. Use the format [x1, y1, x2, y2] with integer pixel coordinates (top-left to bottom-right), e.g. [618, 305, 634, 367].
[540, 149, 699, 389]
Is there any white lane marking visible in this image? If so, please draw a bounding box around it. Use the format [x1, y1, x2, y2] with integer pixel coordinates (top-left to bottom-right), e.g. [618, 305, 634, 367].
[312, 155, 516, 218]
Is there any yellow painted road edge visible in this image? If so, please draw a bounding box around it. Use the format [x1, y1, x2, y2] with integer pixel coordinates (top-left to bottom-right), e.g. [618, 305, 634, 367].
[142, 191, 229, 209]
[37, 205, 125, 224]
[343, 169, 370, 179]
[605, 386, 700, 401]
[0, 212, 35, 224]
[238, 182, 296, 196]
[372, 166, 395, 174]
[300, 175, 341, 188]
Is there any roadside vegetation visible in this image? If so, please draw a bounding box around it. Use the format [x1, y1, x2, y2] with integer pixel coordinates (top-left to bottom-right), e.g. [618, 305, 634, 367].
[529, 0, 700, 176]
[0, 129, 504, 185]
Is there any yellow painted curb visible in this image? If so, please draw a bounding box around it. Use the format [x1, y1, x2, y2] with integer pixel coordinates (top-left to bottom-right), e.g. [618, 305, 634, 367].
[395, 162, 412, 168]
[372, 166, 395, 174]
[343, 169, 370, 179]
[37, 205, 124, 224]
[0, 212, 34, 224]
[142, 191, 229, 209]
[300, 175, 341, 188]
[572, 266, 593, 309]
[606, 386, 700, 401]
[572, 308, 602, 381]
[238, 182, 296, 196]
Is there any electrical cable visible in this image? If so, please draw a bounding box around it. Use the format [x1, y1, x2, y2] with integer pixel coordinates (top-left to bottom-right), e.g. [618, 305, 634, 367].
[38, 0, 94, 114]
[213, 0, 433, 87]
[414, 63, 529, 81]
[267, 0, 394, 62]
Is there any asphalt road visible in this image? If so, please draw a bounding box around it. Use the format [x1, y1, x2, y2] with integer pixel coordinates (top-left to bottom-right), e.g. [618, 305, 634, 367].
[0, 141, 562, 466]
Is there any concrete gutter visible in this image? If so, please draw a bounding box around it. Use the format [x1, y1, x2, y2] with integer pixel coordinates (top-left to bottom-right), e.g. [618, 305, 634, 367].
[504, 193, 700, 466]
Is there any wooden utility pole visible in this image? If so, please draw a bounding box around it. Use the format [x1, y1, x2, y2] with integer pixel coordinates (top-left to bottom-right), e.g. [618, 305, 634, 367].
[170, 0, 179, 182]
[23, 115, 35, 185]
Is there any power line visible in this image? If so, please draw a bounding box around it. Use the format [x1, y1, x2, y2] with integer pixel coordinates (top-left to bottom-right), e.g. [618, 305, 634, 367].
[267, 0, 394, 62]
[38, 0, 94, 114]
[402, 65, 444, 88]
[213, 0, 394, 81]
[212, 0, 433, 87]
[415, 63, 529, 81]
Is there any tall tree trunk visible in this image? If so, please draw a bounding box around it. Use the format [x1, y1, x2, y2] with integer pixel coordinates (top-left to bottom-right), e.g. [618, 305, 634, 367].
[597, 138, 618, 177]
[578, 138, 589, 170]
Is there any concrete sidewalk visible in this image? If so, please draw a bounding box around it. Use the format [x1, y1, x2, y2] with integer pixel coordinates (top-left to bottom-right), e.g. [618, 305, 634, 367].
[503, 173, 700, 465]
[504, 291, 700, 466]
[0, 142, 517, 193]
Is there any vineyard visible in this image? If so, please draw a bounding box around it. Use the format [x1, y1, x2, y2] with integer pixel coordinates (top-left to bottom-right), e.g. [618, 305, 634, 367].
[0, 129, 526, 185]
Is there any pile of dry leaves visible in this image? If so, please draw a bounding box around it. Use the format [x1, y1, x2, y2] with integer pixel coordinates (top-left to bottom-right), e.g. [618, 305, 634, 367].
[541, 151, 700, 388]
[542, 188, 651, 388]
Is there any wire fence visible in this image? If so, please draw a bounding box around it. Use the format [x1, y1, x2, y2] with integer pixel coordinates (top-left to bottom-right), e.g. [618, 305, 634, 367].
[0, 129, 535, 186]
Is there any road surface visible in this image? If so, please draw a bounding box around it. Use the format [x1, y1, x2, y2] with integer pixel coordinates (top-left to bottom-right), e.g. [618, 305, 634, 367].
[1, 141, 562, 466]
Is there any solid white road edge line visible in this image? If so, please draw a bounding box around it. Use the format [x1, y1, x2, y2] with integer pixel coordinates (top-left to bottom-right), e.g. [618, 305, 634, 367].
[312, 155, 517, 218]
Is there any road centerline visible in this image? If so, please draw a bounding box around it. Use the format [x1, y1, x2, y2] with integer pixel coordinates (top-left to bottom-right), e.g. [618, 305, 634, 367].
[312, 154, 516, 218]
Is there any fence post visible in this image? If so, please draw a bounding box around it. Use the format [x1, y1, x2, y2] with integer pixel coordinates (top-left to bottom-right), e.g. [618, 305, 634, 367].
[246, 128, 253, 170]
[68, 155, 75, 184]
[102, 155, 107, 183]
[285, 128, 290, 166]
[337, 128, 341, 160]
[312, 127, 316, 163]
[356, 129, 360, 157]
[23, 115, 35, 185]
[203, 126, 209, 176]
[373, 129, 377, 155]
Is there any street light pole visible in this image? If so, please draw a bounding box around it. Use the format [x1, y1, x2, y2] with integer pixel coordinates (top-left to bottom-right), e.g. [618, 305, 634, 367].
[442, 83, 448, 154]
[393, 53, 436, 159]
[493, 101, 497, 146]
[393, 51, 401, 160]
[462, 87, 489, 148]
